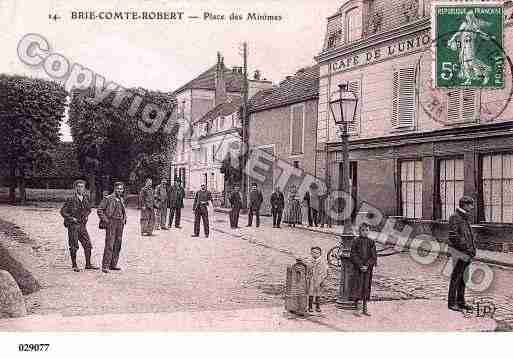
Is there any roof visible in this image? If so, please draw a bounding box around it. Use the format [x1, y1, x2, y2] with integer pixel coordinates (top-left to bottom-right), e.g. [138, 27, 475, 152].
[248, 64, 319, 113]
[196, 97, 242, 124]
[174, 64, 245, 94]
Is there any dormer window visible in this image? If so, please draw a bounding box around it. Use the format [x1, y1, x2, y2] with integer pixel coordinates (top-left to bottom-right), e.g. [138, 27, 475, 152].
[345, 7, 362, 43]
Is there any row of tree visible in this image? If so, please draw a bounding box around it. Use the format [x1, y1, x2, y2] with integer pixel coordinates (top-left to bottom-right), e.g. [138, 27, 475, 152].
[0, 74, 179, 204]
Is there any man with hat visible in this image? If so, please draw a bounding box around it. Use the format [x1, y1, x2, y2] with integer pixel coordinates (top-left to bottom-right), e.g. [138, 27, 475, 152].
[60, 179, 99, 272]
[139, 177, 155, 236]
[229, 184, 242, 228]
[447, 196, 477, 312]
[168, 178, 185, 229]
[97, 181, 127, 273]
[154, 178, 169, 230]
[192, 183, 213, 237]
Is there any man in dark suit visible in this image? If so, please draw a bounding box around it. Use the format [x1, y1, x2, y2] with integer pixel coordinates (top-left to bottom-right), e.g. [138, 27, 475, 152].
[60, 179, 99, 272]
[270, 186, 285, 228]
[192, 183, 213, 238]
[229, 185, 242, 228]
[168, 178, 185, 229]
[139, 177, 155, 236]
[447, 196, 477, 312]
[97, 182, 127, 273]
[247, 183, 263, 227]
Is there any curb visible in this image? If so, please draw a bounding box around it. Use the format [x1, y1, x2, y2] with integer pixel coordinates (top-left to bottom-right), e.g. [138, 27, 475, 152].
[296, 224, 513, 270]
[210, 208, 513, 269]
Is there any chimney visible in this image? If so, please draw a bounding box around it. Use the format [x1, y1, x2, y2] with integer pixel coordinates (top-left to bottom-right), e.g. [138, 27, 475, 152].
[215, 52, 227, 107]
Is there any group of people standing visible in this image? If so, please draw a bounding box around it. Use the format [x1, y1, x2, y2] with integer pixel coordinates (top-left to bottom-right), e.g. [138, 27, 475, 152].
[138, 177, 185, 236]
[61, 180, 128, 273]
[226, 183, 332, 230]
[60, 178, 186, 274]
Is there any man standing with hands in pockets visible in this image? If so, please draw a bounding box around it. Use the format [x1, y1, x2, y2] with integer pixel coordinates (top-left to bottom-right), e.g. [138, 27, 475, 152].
[60, 179, 99, 272]
[270, 186, 285, 228]
[447, 196, 477, 312]
[192, 183, 214, 238]
[97, 182, 127, 273]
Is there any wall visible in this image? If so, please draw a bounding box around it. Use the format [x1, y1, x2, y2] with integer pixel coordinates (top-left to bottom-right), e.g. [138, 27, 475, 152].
[249, 98, 318, 214]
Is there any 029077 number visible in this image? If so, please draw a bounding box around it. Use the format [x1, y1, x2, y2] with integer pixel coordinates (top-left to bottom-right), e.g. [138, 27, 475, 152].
[18, 344, 50, 352]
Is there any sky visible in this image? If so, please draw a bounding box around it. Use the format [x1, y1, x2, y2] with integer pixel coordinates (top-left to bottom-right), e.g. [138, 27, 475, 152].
[0, 0, 342, 141]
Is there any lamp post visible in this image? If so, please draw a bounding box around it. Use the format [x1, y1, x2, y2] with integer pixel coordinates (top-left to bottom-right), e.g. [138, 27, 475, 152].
[329, 82, 358, 309]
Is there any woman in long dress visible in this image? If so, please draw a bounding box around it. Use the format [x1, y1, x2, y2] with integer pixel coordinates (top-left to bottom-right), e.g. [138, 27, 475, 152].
[284, 186, 302, 227]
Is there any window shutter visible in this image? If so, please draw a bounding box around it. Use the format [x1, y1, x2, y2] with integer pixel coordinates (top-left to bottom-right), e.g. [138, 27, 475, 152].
[447, 90, 461, 122]
[446, 89, 478, 123]
[291, 105, 304, 154]
[392, 71, 399, 128]
[392, 67, 416, 128]
[398, 67, 416, 128]
[348, 80, 360, 134]
[462, 88, 478, 122]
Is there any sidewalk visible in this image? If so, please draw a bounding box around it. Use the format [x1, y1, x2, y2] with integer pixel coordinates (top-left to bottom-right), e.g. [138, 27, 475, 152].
[0, 299, 496, 331]
[214, 206, 513, 269]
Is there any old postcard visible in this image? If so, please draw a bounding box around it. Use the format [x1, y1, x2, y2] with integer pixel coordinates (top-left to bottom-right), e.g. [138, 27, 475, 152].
[0, 0, 512, 357]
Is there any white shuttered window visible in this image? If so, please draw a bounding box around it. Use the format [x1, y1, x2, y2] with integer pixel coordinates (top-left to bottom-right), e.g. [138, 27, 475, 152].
[446, 89, 479, 123]
[348, 80, 360, 134]
[392, 67, 416, 129]
[290, 104, 304, 155]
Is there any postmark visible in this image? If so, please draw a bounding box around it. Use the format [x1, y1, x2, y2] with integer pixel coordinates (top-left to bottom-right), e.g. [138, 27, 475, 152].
[420, 29, 513, 125]
[432, 2, 504, 88]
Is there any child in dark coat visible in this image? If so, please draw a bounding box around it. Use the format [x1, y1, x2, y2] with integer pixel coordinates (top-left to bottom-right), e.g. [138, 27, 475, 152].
[349, 223, 377, 315]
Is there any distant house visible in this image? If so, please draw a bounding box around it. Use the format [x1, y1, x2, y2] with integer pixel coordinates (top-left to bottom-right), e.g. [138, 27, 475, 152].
[170, 52, 271, 193]
[248, 65, 320, 215]
[190, 97, 242, 193]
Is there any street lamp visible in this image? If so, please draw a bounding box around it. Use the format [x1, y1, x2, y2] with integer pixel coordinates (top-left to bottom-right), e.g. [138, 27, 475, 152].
[329, 82, 358, 309]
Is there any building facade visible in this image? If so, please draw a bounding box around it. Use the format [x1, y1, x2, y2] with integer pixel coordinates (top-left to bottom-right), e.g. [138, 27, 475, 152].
[170, 53, 271, 194]
[316, 0, 513, 250]
[190, 98, 242, 193]
[248, 65, 319, 215]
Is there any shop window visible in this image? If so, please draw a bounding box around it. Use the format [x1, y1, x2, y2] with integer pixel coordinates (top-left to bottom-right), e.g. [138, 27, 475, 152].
[392, 67, 416, 129]
[290, 104, 304, 155]
[446, 88, 479, 123]
[438, 158, 464, 220]
[482, 153, 513, 223]
[400, 160, 423, 219]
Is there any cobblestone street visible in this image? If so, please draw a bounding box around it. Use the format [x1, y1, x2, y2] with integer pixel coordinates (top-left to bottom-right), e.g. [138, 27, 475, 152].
[1, 201, 512, 330]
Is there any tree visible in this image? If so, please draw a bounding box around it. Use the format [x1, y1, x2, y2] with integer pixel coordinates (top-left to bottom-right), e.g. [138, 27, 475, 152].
[68, 86, 178, 202]
[0, 75, 67, 204]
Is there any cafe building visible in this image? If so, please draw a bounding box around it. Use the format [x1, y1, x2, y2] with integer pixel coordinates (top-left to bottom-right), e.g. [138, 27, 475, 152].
[316, 0, 513, 250]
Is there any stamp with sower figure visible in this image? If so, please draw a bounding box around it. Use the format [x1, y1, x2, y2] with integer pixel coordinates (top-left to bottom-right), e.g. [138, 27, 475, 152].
[433, 1, 504, 89]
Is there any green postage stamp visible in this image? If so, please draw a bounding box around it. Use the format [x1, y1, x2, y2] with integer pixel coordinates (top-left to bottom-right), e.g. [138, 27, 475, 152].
[433, 2, 504, 88]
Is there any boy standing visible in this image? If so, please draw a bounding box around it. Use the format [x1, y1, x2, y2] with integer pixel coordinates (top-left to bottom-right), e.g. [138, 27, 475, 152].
[306, 246, 327, 313]
[349, 223, 377, 315]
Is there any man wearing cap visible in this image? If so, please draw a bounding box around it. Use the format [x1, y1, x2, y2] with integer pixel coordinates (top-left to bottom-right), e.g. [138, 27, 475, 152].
[97, 181, 127, 273]
[247, 183, 263, 227]
[270, 186, 285, 228]
[139, 177, 155, 236]
[168, 178, 185, 229]
[192, 183, 213, 238]
[229, 184, 242, 228]
[447, 196, 477, 312]
[154, 178, 169, 230]
[60, 179, 99, 272]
